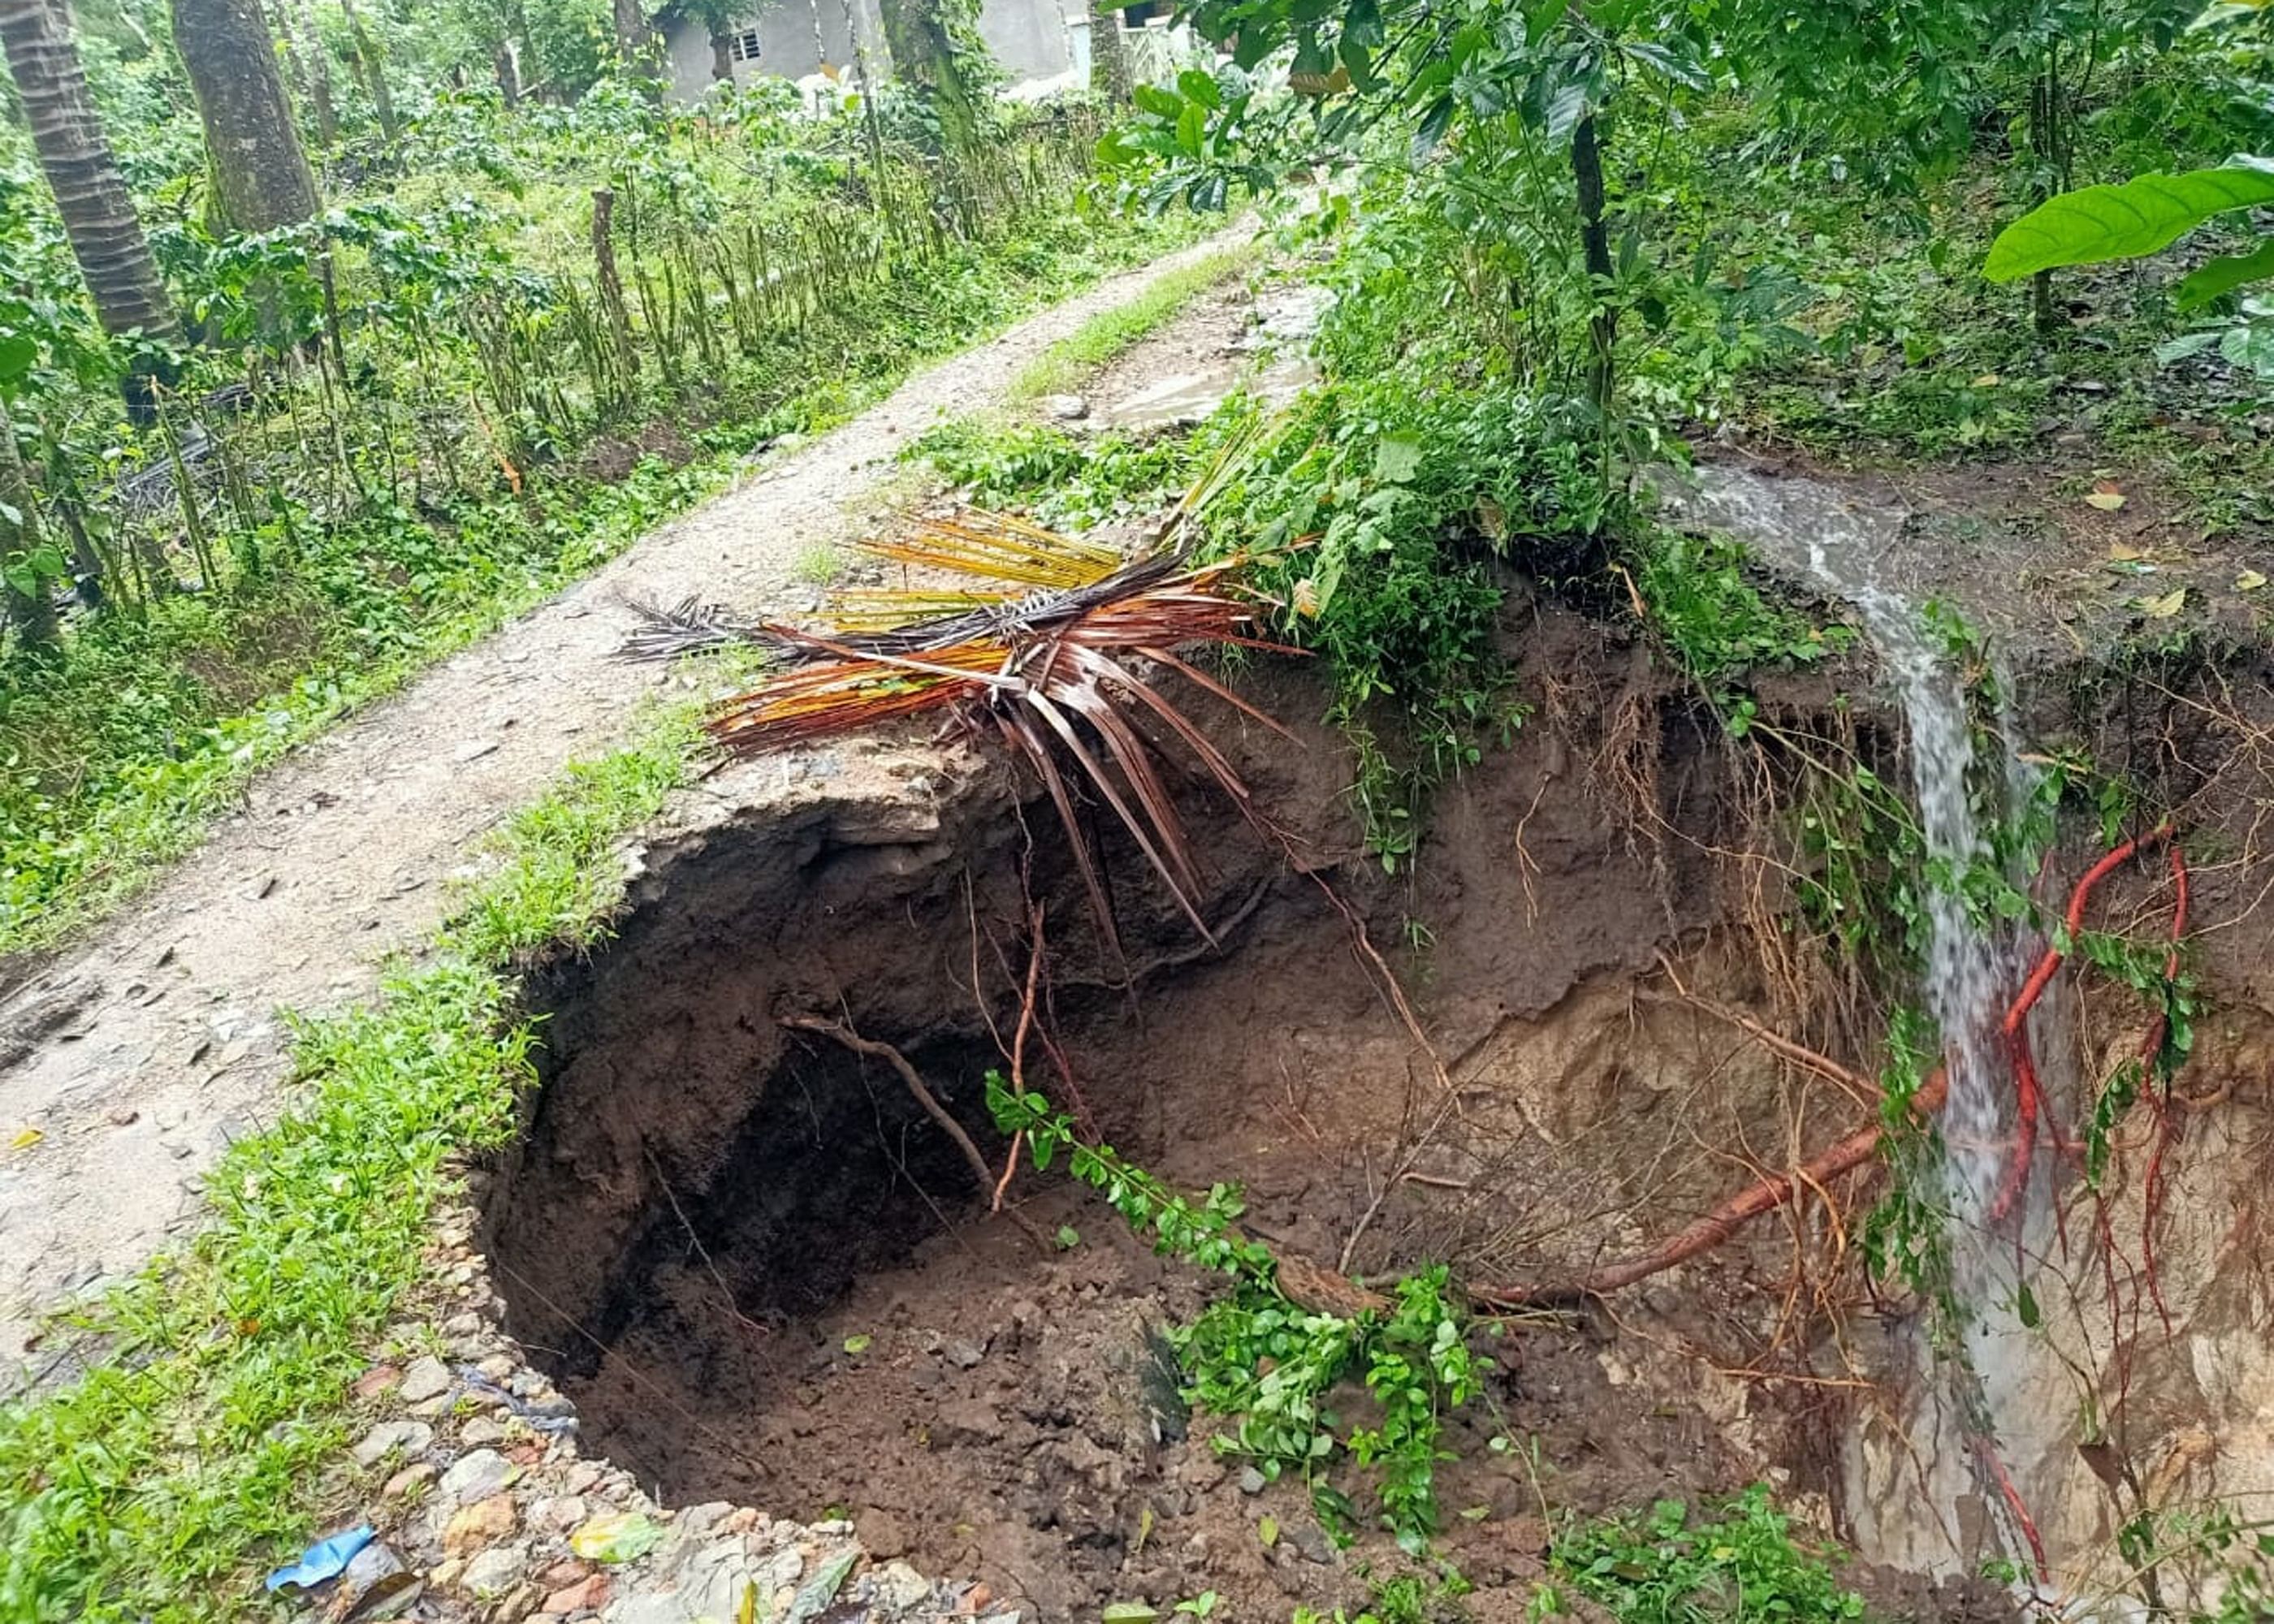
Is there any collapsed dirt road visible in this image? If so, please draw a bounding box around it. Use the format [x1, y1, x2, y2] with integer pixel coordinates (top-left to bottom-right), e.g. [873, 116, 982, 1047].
[0, 230, 1254, 1386]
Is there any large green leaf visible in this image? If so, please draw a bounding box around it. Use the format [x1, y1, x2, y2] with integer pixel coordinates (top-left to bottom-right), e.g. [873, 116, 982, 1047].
[2177, 237, 2274, 309]
[1985, 165, 2274, 283]
[1619, 38, 1708, 91]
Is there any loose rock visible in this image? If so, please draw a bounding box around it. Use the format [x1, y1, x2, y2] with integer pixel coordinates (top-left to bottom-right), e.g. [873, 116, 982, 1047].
[460, 1417, 509, 1447]
[321, 1540, 422, 1624]
[460, 1543, 527, 1598]
[353, 1420, 433, 1467]
[440, 1449, 514, 1504]
[383, 1462, 437, 1499]
[352, 1364, 404, 1401]
[443, 1493, 519, 1553]
[865, 1560, 934, 1612]
[536, 1495, 588, 1531]
[543, 1573, 611, 1614]
[397, 1356, 452, 1404]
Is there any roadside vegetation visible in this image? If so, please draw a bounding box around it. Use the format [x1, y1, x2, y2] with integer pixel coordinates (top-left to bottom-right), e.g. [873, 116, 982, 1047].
[0, 3, 1199, 960]
[0, 712, 700, 1620]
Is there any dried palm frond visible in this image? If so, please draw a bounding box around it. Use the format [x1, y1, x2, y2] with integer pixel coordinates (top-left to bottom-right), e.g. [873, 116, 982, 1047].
[623, 424, 1296, 954]
[825, 589, 1021, 631]
[854, 508, 1124, 589]
[837, 553, 1185, 656]
[620, 417, 1271, 664]
[708, 639, 1011, 754]
[705, 559, 1299, 958]
[616, 593, 788, 663]
[616, 509, 1131, 663]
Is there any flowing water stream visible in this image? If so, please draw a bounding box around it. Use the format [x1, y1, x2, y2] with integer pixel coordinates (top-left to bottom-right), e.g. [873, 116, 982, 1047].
[1667, 466, 2082, 1596]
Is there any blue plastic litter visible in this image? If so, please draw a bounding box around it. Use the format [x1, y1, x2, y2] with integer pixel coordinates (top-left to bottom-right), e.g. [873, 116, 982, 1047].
[263, 1524, 377, 1592]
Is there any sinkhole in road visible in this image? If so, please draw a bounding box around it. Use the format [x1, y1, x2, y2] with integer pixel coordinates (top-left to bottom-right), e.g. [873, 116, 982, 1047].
[481, 607, 2274, 1621]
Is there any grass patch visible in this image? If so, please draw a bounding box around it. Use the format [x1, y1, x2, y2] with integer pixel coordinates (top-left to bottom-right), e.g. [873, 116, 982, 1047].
[0, 209, 1211, 966]
[790, 540, 842, 586]
[907, 407, 1253, 530]
[0, 710, 704, 1622]
[1540, 1487, 1869, 1622]
[1007, 242, 1254, 402]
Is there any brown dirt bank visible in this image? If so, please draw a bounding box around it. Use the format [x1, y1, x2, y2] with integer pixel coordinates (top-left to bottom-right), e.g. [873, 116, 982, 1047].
[480, 583, 2274, 1620]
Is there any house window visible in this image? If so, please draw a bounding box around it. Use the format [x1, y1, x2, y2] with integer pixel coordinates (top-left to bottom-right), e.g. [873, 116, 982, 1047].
[728, 28, 763, 63]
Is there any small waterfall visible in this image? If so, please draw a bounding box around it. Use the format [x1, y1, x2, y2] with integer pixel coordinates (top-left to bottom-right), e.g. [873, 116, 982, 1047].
[1666, 466, 2069, 1588]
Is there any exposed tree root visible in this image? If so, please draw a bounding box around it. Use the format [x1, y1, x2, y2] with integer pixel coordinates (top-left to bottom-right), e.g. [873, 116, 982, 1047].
[1468, 1065, 1948, 1310]
[2140, 841, 2191, 1332]
[779, 1012, 1051, 1252]
[1649, 951, 1880, 1109]
[1463, 828, 2195, 1592]
[1472, 824, 2185, 1311]
[1991, 822, 2176, 1224]
[1976, 1432, 2052, 1584]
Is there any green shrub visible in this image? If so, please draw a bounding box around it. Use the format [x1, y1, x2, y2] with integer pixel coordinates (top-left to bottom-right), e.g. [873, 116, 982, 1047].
[1542, 1487, 1869, 1623]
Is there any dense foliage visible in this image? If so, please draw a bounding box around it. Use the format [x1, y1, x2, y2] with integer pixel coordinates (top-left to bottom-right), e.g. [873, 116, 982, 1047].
[1051, 0, 2274, 851]
[1542, 1488, 1869, 1623]
[0, 1, 1183, 953]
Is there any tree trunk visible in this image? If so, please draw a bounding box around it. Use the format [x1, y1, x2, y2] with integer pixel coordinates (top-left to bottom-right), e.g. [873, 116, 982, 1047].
[877, 0, 986, 151]
[495, 40, 520, 105]
[287, 0, 338, 146]
[844, 0, 889, 201]
[504, 0, 533, 100]
[53, 500, 106, 612]
[708, 27, 731, 81]
[1570, 111, 1617, 416]
[172, 0, 320, 235]
[1087, 0, 1130, 102]
[2026, 58, 2068, 336]
[336, 0, 396, 143]
[0, 0, 180, 419]
[1, 410, 60, 657]
[612, 0, 655, 75]
[273, 0, 313, 122]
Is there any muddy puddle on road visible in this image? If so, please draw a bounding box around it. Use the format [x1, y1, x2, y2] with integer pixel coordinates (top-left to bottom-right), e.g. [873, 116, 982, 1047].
[479, 606, 2274, 1622]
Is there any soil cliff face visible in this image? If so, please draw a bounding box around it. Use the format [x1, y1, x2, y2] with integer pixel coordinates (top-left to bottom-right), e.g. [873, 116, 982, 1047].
[481, 592, 2274, 1619]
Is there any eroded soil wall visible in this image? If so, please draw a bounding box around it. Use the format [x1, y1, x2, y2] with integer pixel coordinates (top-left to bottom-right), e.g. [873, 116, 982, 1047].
[482, 602, 2274, 1620]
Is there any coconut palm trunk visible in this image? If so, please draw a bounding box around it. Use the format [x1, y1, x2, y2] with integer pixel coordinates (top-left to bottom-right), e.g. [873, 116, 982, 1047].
[0, 0, 180, 419]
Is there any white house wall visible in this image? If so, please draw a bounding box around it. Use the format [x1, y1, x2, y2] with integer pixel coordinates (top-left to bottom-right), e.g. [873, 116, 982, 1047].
[662, 0, 1073, 104]
[974, 0, 1075, 81]
[660, 20, 715, 98]
[661, 0, 887, 102]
